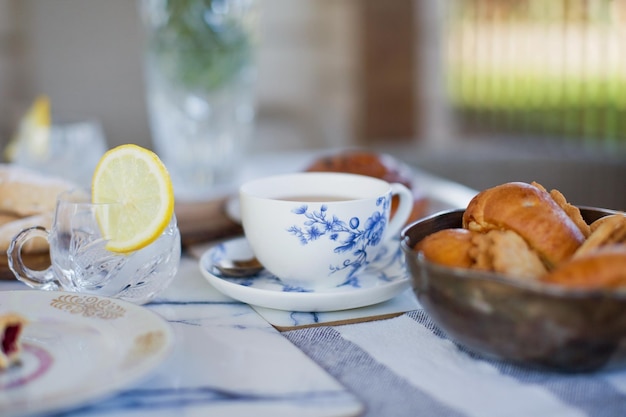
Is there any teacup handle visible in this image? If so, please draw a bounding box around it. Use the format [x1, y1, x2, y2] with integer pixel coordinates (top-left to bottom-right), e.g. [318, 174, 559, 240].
[7, 226, 59, 291]
[385, 183, 414, 241]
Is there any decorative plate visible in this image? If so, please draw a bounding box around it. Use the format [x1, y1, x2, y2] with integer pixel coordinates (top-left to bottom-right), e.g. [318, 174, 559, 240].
[0, 290, 173, 417]
[199, 236, 411, 312]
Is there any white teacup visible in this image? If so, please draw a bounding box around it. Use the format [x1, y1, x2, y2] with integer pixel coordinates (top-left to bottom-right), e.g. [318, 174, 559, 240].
[239, 172, 413, 290]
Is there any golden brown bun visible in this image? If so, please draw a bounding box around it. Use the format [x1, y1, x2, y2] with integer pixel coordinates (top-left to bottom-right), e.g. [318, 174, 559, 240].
[462, 182, 585, 269]
[541, 245, 626, 289]
[415, 228, 474, 268]
[305, 150, 427, 224]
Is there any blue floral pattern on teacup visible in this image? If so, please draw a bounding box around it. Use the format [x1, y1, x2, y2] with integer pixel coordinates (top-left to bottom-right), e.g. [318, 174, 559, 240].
[286, 195, 391, 280]
[206, 236, 405, 293]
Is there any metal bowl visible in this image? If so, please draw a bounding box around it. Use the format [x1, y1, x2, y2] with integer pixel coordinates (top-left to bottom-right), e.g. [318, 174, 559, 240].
[400, 207, 626, 372]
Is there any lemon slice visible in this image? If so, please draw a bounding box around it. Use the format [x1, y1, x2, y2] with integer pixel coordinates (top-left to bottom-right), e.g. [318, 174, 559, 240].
[91, 144, 174, 253]
[4, 95, 51, 162]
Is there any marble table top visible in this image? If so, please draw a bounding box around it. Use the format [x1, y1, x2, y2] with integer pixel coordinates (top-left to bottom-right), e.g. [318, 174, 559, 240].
[1, 257, 365, 417]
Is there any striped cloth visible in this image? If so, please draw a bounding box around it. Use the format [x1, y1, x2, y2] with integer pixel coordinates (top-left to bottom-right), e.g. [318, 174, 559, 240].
[284, 310, 626, 417]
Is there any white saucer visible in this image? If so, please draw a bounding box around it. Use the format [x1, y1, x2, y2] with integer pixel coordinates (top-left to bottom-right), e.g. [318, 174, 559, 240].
[199, 236, 410, 312]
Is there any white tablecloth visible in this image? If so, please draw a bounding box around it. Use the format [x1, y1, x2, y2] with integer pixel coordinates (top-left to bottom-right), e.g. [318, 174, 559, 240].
[285, 310, 626, 417]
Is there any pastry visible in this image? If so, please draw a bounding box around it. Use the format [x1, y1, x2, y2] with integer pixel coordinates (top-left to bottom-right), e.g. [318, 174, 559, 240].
[541, 245, 626, 289]
[573, 213, 626, 258]
[0, 164, 75, 217]
[415, 181, 626, 290]
[0, 312, 28, 369]
[0, 213, 20, 226]
[415, 228, 474, 268]
[417, 227, 546, 280]
[542, 184, 591, 238]
[305, 150, 427, 224]
[462, 182, 585, 269]
[0, 164, 75, 261]
[305, 150, 413, 188]
[0, 212, 53, 252]
[470, 230, 547, 280]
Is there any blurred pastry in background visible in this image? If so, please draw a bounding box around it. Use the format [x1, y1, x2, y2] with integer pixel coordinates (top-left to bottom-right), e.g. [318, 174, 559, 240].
[0, 164, 76, 278]
[0, 164, 75, 217]
[305, 150, 428, 225]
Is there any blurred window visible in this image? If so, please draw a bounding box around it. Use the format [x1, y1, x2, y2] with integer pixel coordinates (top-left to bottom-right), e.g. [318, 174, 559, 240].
[445, 0, 626, 149]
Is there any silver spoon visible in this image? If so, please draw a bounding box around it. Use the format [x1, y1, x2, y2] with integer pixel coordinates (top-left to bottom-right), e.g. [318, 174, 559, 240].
[214, 257, 264, 278]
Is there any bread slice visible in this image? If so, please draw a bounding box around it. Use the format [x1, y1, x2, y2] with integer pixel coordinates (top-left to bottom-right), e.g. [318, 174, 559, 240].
[0, 164, 75, 217]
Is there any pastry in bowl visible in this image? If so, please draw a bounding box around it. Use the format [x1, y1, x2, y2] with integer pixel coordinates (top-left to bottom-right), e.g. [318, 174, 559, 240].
[462, 181, 586, 268]
[542, 245, 626, 289]
[401, 181, 626, 372]
[414, 228, 474, 269]
[417, 181, 622, 281]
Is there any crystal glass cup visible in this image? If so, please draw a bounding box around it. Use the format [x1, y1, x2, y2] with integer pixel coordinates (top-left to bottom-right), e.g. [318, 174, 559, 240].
[139, 0, 259, 200]
[7, 189, 181, 304]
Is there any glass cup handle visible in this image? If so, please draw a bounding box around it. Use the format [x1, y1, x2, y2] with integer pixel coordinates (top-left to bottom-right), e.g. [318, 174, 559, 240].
[385, 183, 414, 241]
[7, 226, 59, 290]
